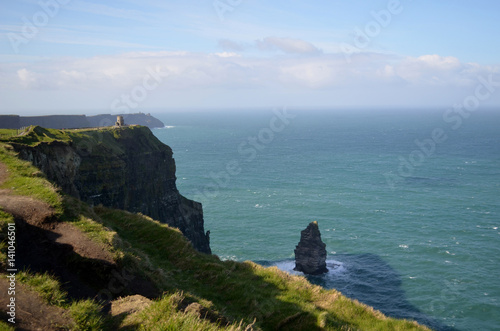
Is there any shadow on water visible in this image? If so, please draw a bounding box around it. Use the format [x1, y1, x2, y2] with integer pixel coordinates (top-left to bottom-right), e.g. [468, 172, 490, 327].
[260, 254, 460, 331]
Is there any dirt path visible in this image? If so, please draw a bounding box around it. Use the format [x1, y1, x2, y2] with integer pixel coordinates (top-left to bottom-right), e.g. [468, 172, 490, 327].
[0, 161, 114, 264]
[0, 160, 55, 226]
[0, 193, 55, 226]
[0, 278, 72, 330]
[49, 222, 115, 264]
[0, 161, 8, 186]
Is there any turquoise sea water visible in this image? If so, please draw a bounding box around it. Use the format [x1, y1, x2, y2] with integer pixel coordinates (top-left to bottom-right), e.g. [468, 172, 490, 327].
[151, 109, 500, 331]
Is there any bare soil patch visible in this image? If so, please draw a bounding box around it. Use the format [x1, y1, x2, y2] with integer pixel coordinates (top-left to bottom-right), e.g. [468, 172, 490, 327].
[48, 222, 115, 265]
[0, 192, 55, 226]
[0, 278, 72, 330]
[0, 161, 8, 186]
[111, 294, 152, 317]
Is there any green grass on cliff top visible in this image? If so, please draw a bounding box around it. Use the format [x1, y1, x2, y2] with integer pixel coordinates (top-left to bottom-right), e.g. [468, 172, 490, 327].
[0, 126, 72, 145]
[0, 125, 156, 148]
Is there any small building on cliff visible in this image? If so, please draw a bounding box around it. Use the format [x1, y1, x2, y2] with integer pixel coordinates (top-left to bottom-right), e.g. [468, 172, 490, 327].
[115, 116, 125, 127]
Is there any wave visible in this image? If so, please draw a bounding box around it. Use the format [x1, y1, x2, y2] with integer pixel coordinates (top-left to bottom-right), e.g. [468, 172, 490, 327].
[272, 259, 346, 277]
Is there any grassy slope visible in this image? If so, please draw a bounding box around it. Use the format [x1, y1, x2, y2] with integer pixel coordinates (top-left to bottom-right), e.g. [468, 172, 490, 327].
[95, 207, 428, 331]
[0, 127, 431, 330]
[0, 142, 62, 214]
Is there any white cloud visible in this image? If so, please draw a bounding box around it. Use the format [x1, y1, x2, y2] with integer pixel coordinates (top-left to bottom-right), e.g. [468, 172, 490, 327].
[214, 52, 241, 58]
[5, 52, 496, 92]
[378, 64, 396, 78]
[2, 51, 498, 111]
[17, 68, 38, 88]
[394, 54, 490, 86]
[415, 55, 461, 70]
[59, 70, 87, 82]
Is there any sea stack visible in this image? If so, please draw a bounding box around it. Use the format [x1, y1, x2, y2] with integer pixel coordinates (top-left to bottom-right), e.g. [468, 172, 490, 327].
[294, 221, 328, 275]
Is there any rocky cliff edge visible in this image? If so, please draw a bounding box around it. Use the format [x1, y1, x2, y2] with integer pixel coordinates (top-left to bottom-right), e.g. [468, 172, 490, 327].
[4, 125, 211, 253]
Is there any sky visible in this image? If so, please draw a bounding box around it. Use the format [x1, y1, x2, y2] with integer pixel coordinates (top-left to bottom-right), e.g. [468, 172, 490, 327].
[0, 0, 499, 115]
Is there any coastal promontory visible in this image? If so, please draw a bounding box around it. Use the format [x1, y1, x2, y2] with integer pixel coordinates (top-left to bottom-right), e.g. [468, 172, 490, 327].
[5, 125, 210, 253]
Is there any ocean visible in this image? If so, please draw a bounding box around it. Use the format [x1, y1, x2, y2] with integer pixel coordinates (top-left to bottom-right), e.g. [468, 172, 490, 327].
[151, 109, 500, 331]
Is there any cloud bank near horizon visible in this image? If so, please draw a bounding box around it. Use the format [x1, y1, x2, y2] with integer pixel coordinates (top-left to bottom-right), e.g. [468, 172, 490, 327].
[1, 47, 499, 112]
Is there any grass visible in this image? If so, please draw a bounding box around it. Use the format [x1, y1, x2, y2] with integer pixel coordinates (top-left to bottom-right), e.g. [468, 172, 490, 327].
[0, 129, 18, 140]
[13, 261, 245, 330]
[17, 271, 68, 307]
[0, 126, 72, 146]
[95, 206, 430, 331]
[0, 321, 15, 331]
[15, 270, 108, 330]
[123, 292, 252, 331]
[0, 125, 164, 160]
[0, 142, 62, 214]
[0, 210, 14, 269]
[61, 195, 124, 262]
[69, 300, 106, 331]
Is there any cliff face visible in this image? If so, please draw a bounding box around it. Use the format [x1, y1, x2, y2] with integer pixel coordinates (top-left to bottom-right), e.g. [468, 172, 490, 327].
[11, 126, 211, 253]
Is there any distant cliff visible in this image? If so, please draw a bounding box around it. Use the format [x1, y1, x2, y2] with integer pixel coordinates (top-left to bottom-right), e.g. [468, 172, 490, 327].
[86, 113, 164, 128]
[0, 115, 20, 129]
[0, 113, 164, 129]
[6, 125, 210, 253]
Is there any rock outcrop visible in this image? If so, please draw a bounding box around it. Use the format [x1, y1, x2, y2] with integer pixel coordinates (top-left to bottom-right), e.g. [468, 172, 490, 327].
[10, 126, 211, 254]
[294, 221, 328, 275]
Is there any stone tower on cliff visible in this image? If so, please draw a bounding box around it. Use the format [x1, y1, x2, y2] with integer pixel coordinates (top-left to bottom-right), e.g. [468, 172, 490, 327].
[116, 115, 124, 126]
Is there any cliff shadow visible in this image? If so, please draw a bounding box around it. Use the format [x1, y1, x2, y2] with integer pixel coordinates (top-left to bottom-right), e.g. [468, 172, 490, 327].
[263, 254, 459, 331]
[13, 216, 160, 303]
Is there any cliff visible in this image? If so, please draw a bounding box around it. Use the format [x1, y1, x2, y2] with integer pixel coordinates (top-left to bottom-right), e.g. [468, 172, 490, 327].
[4, 125, 210, 254]
[0, 115, 20, 129]
[19, 115, 90, 129]
[0, 113, 164, 129]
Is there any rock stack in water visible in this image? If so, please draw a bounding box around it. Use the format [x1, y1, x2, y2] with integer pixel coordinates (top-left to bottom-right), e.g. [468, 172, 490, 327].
[294, 221, 328, 275]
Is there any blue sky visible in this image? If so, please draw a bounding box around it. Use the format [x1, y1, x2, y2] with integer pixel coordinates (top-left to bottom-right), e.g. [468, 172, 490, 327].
[0, 0, 499, 114]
